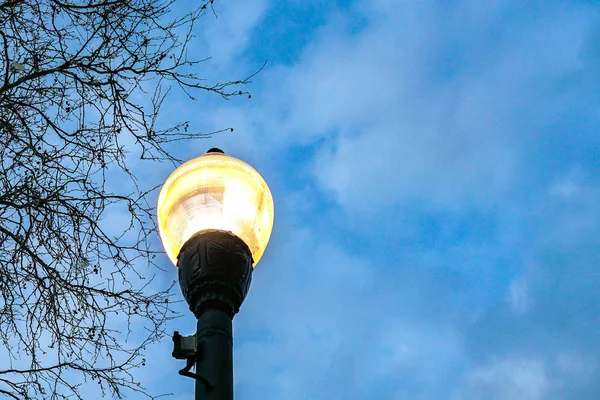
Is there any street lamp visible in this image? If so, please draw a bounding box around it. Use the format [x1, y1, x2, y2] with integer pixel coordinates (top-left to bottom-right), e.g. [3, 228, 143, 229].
[157, 148, 274, 399]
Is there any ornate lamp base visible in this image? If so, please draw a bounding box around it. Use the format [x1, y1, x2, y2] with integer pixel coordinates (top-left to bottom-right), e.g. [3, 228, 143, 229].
[176, 230, 254, 400]
[177, 229, 253, 318]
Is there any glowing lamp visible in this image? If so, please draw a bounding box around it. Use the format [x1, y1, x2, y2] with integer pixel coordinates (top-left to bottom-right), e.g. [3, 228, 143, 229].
[157, 148, 274, 267]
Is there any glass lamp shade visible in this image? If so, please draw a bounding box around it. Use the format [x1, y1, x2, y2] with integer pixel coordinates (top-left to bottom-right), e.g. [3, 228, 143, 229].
[157, 150, 274, 267]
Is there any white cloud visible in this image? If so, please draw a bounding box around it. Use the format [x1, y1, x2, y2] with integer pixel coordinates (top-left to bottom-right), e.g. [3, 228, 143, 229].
[228, 210, 465, 398]
[279, 2, 522, 212]
[548, 169, 585, 200]
[200, 0, 269, 67]
[463, 357, 549, 400]
[506, 278, 531, 315]
[549, 180, 581, 199]
[458, 353, 598, 400]
[554, 353, 596, 381]
[242, 0, 595, 216]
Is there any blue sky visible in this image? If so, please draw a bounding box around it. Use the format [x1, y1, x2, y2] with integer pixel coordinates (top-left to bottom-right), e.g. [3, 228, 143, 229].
[134, 0, 600, 399]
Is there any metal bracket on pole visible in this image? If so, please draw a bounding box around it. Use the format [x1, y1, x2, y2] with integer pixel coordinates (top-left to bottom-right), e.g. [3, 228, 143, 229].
[172, 331, 213, 392]
[178, 354, 213, 392]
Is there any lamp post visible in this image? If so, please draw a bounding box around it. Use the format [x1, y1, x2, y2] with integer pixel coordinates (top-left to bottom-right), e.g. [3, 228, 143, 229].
[157, 148, 274, 400]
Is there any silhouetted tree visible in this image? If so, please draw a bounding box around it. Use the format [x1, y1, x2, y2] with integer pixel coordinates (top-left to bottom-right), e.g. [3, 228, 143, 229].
[0, 1, 259, 398]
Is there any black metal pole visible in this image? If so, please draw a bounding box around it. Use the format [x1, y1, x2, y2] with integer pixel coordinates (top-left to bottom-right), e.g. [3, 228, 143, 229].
[177, 230, 253, 400]
[194, 309, 233, 399]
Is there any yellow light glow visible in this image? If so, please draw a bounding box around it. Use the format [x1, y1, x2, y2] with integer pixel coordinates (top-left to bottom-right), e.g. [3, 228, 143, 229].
[157, 151, 274, 267]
